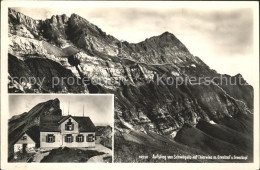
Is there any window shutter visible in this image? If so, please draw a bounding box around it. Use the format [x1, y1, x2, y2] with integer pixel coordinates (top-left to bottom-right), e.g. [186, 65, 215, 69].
[72, 124, 74, 130]
[53, 135, 55, 142]
[46, 136, 48, 142]
[76, 136, 78, 142]
[65, 136, 67, 142]
[82, 135, 84, 142]
[65, 124, 67, 130]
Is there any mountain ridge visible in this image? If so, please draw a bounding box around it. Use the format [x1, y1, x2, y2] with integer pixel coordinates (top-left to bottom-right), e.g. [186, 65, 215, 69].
[9, 8, 195, 64]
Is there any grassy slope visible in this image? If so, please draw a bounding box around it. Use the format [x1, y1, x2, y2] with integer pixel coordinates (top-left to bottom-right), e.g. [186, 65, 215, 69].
[115, 115, 253, 163]
[196, 120, 253, 154]
[114, 130, 219, 163]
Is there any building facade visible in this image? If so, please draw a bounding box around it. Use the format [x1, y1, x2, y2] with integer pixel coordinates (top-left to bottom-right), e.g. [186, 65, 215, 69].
[14, 133, 36, 154]
[40, 115, 96, 148]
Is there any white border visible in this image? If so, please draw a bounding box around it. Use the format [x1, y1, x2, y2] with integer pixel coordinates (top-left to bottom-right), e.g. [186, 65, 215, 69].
[1, 1, 259, 170]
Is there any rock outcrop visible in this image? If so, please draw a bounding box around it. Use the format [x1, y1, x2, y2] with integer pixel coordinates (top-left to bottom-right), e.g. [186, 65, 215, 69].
[8, 99, 62, 157]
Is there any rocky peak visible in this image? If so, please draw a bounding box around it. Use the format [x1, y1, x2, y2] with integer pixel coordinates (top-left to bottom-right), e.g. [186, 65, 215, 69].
[50, 98, 60, 109]
[120, 31, 194, 64]
[157, 31, 178, 41]
[69, 13, 106, 36]
[142, 31, 190, 52]
[47, 14, 69, 25]
[70, 13, 81, 19]
[9, 8, 39, 26]
[235, 73, 243, 78]
[8, 8, 41, 38]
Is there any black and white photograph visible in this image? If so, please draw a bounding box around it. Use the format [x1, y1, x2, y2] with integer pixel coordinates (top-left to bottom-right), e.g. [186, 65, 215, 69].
[8, 95, 113, 163]
[1, 1, 259, 170]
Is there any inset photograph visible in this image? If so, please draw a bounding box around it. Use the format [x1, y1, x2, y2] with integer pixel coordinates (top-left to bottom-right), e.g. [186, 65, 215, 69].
[8, 94, 113, 163]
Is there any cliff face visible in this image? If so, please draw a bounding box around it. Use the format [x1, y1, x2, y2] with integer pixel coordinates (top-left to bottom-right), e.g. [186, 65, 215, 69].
[8, 8, 254, 162]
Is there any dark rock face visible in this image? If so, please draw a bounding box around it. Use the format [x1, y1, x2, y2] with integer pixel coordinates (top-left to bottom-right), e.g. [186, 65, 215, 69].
[8, 8, 254, 162]
[8, 53, 86, 93]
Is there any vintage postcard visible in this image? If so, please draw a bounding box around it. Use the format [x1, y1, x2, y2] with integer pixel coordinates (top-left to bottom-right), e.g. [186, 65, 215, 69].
[1, 1, 259, 170]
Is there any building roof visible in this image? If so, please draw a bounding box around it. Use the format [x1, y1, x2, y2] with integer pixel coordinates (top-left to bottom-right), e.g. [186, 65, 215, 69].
[26, 125, 40, 144]
[58, 115, 71, 124]
[12, 125, 40, 145]
[40, 115, 96, 132]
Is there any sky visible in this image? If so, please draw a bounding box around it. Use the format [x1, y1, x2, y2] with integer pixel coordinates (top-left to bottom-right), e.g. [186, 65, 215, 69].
[13, 6, 255, 86]
[9, 95, 113, 126]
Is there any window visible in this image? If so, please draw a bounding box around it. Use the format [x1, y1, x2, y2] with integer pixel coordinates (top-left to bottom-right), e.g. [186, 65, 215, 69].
[65, 119, 74, 131]
[46, 134, 55, 143]
[22, 136, 27, 140]
[87, 134, 95, 142]
[65, 134, 73, 143]
[76, 135, 84, 142]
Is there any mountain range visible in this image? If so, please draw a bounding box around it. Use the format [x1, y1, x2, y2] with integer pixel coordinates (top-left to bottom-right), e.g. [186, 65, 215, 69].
[8, 8, 253, 162]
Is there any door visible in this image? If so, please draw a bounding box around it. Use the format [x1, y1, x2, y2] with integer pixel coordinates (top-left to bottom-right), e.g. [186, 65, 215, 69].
[22, 144, 27, 153]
